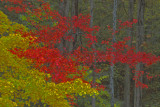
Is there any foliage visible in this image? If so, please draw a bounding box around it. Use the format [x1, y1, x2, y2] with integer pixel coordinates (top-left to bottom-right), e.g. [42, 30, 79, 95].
[0, 12, 98, 107]
[1, 0, 160, 106]
[0, 10, 28, 36]
[0, 33, 98, 107]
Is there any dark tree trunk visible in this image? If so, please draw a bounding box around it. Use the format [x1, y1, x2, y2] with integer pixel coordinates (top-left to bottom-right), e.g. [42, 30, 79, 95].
[58, 0, 65, 54]
[134, 0, 145, 107]
[89, 0, 96, 107]
[72, 0, 79, 51]
[110, 0, 117, 107]
[124, 0, 134, 107]
[58, 0, 71, 54]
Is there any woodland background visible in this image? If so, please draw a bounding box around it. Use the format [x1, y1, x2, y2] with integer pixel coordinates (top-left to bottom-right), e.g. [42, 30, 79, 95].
[0, 0, 160, 107]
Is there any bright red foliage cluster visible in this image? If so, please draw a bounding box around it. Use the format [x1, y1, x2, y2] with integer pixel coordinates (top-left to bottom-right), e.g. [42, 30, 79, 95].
[1, 0, 28, 13]
[118, 19, 138, 29]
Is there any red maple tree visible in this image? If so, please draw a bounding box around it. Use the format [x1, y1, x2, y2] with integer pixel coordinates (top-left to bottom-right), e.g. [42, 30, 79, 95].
[2, 0, 160, 90]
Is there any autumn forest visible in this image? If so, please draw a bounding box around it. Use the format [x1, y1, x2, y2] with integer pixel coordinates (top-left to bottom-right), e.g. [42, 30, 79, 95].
[0, 0, 160, 107]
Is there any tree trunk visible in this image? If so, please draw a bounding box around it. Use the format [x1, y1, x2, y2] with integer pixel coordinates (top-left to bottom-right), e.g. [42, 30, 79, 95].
[67, 0, 75, 53]
[72, 0, 79, 50]
[124, 0, 134, 107]
[110, 0, 117, 107]
[58, 0, 71, 54]
[64, 0, 71, 53]
[90, 0, 96, 107]
[134, 0, 145, 107]
[64, 0, 70, 17]
[68, 0, 79, 53]
[58, 0, 65, 54]
[75, 0, 79, 17]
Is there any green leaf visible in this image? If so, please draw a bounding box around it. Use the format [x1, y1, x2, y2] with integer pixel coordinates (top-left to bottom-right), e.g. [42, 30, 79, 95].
[96, 79, 101, 83]
[20, 15, 27, 21]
